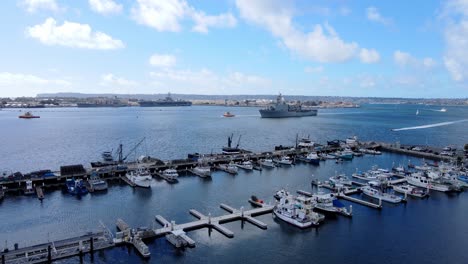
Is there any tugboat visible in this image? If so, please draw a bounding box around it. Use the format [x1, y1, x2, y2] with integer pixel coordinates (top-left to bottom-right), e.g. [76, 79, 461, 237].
[19, 111, 40, 119]
[223, 112, 235, 117]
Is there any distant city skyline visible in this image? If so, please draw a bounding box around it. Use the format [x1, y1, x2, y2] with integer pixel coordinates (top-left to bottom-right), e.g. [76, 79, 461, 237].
[1, 0, 468, 98]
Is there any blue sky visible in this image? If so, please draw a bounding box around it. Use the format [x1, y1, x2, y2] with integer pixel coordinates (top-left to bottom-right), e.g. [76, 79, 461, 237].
[0, 0, 467, 98]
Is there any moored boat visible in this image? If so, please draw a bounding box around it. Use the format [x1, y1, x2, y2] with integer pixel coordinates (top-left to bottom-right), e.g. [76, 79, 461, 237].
[305, 152, 320, 165]
[392, 184, 428, 198]
[259, 158, 276, 168]
[312, 192, 352, 217]
[223, 112, 235, 117]
[66, 179, 88, 195]
[361, 186, 403, 203]
[89, 173, 108, 191]
[218, 162, 238, 174]
[273, 195, 325, 228]
[406, 172, 457, 192]
[126, 168, 152, 188]
[24, 180, 35, 195]
[192, 165, 212, 178]
[274, 156, 293, 165]
[330, 174, 353, 186]
[162, 168, 179, 182]
[236, 160, 253, 170]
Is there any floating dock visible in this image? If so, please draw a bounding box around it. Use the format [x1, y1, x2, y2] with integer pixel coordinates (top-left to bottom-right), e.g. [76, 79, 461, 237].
[336, 192, 382, 209]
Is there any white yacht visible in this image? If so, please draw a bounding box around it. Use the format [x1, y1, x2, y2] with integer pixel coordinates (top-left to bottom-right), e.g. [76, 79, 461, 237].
[392, 184, 428, 198]
[273, 195, 325, 228]
[89, 173, 108, 191]
[312, 192, 352, 217]
[259, 159, 276, 168]
[406, 172, 454, 192]
[361, 186, 403, 203]
[329, 174, 352, 186]
[274, 156, 293, 165]
[126, 168, 152, 188]
[162, 168, 179, 182]
[193, 165, 211, 178]
[236, 160, 253, 170]
[274, 189, 290, 200]
[218, 162, 238, 174]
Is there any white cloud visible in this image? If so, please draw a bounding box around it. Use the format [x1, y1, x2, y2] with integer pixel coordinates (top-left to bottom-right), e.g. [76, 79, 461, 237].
[359, 75, 376, 88]
[131, 0, 236, 33]
[236, 0, 375, 63]
[192, 12, 237, 33]
[359, 48, 380, 63]
[27, 18, 124, 50]
[149, 68, 271, 94]
[393, 50, 436, 69]
[0, 72, 71, 97]
[89, 0, 122, 15]
[100, 73, 138, 86]
[441, 1, 468, 82]
[366, 6, 392, 26]
[149, 54, 177, 67]
[304, 66, 323, 73]
[20, 0, 59, 13]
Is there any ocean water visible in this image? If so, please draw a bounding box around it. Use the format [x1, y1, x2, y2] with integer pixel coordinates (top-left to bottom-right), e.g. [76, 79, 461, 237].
[0, 104, 467, 264]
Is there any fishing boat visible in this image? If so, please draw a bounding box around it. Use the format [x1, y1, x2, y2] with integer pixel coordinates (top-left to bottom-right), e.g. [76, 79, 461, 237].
[223, 112, 235, 117]
[126, 168, 152, 188]
[66, 179, 88, 195]
[89, 173, 108, 191]
[218, 162, 238, 174]
[162, 168, 179, 182]
[406, 172, 456, 192]
[361, 186, 403, 203]
[192, 164, 211, 178]
[19, 111, 40, 119]
[329, 174, 353, 186]
[312, 192, 352, 217]
[236, 160, 253, 170]
[392, 184, 428, 198]
[274, 156, 293, 165]
[24, 180, 35, 195]
[259, 158, 276, 168]
[222, 134, 241, 154]
[273, 195, 325, 228]
[297, 136, 314, 148]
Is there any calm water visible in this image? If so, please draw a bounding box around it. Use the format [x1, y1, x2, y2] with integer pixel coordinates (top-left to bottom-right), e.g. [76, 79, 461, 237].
[1, 104, 468, 264]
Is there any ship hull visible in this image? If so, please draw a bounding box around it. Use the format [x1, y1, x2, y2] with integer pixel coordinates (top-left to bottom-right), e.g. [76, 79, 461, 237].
[259, 109, 317, 118]
[139, 102, 192, 107]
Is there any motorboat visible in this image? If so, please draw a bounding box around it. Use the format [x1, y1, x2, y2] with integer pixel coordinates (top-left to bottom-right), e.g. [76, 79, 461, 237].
[345, 136, 358, 147]
[312, 192, 352, 217]
[274, 189, 290, 200]
[259, 159, 276, 168]
[329, 174, 353, 186]
[193, 165, 212, 178]
[218, 162, 238, 174]
[406, 172, 457, 192]
[19, 111, 40, 119]
[392, 184, 428, 198]
[223, 112, 235, 117]
[162, 168, 179, 182]
[297, 136, 314, 148]
[361, 186, 403, 204]
[126, 168, 152, 188]
[89, 172, 108, 191]
[305, 152, 320, 165]
[66, 179, 88, 195]
[236, 160, 253, 170]
[273, 195, 325, 228]
[274, 156, 293, 165]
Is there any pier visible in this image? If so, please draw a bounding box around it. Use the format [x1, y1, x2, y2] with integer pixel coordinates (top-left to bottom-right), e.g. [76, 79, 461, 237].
[336, 192, 382, 209]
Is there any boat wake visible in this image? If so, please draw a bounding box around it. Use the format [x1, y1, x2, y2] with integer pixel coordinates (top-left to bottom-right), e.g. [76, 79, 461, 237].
[391, 119, 468, 131]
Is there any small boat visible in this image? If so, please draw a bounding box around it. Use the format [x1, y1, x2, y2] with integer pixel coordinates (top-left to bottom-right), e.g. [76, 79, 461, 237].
[259, 159, 276, 168]
[329, 174, 352, 186]
[162, 168, 179, 182]
[66, 179, 88, 195]
[321, 153, 336, 160]
[416, 109, 419, 115]
[297, 136, 314, 148]
[305, 152, 320, 165]
[345, 136, 358, 147]
[274, 156, 293, 165]
[407, 172, 460, 192]
[19, 111, 40, 119]
[126, 168, 152, 188]
[218, 162, 238, 174]
[223, 112, 235, 117]
[89, 173, 108, 191]
[312, 192, 352, 217]
[440, 108, 447, 112]
[249, 195, 265, 207]
[236, 160, 253, 170]
[392, 184, 428, 198]
[192, 165, 212, 178]
[361, 186, 403, 203]
[222, 134, 242, 154]
[24, 180, 35, 195]
[273, 195, 325, 228]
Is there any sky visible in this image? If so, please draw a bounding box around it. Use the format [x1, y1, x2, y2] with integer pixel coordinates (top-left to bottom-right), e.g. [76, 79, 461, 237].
[0, 0, 468, 98]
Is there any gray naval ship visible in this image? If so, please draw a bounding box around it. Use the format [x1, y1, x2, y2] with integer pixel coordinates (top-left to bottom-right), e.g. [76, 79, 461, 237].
[259, 94, 318, 118]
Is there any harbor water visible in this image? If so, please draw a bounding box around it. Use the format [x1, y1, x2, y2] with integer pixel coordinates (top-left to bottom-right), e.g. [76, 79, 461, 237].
[1, 104, 468, 263]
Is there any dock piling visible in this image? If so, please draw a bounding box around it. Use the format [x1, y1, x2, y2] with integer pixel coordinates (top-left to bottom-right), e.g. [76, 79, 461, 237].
[90, 237, 94, 253]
